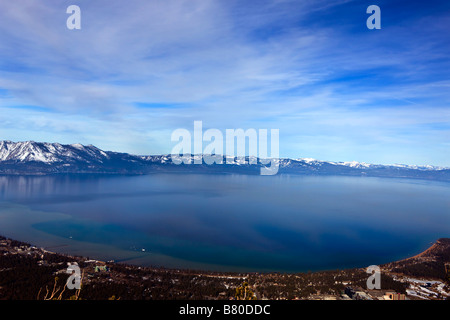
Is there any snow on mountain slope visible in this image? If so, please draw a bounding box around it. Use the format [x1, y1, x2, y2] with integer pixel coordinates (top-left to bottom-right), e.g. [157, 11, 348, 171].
[294, 157, 445, 171]
[0, 141, 447, 177]
[0, 141, 109, 164]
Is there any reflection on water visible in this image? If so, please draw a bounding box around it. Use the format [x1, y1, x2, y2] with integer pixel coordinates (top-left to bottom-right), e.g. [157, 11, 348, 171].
[0, 174, 449, 272]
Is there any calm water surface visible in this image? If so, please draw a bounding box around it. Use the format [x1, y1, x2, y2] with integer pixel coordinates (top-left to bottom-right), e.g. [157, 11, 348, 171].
[0, 174, 449, 272]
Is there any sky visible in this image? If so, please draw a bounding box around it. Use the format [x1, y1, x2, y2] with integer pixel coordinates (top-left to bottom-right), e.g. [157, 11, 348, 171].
[0, 0, 449, 166]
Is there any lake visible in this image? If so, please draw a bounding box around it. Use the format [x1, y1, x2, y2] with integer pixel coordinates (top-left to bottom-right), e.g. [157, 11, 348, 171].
[0, 173, 449, 272]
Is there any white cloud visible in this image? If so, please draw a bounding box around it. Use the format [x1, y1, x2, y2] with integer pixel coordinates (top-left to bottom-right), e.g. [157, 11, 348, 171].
[0, 0, 449, 166]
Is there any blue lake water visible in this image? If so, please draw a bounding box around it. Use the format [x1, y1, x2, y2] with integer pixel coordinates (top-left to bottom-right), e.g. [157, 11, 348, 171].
[0, 174, 449, 272]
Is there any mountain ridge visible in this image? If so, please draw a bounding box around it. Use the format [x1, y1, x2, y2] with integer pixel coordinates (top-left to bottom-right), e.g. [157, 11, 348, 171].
[0, 140, 449, 181]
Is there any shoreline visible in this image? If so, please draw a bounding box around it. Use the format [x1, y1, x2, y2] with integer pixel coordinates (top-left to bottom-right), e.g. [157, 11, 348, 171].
[1, 234, 448, 300]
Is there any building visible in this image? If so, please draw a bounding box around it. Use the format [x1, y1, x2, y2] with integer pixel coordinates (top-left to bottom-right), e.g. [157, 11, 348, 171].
[354, 291, 373, 300]
[95, 265, 110, 272]
[384, 292, 406, 300]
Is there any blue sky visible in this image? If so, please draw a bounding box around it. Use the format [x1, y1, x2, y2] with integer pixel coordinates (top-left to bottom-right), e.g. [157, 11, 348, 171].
[0, 0, 449, 166]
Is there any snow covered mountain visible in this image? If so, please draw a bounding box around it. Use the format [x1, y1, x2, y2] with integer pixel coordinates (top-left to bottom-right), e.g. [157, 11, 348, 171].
[0, 141, 143, 174]
[293, 157, 447, 171]
[0, 141, 109, 164]
[0, 141, 449, 181]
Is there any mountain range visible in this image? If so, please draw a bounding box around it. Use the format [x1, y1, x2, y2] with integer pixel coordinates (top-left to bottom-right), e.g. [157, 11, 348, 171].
[0, 140, 449, 181]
